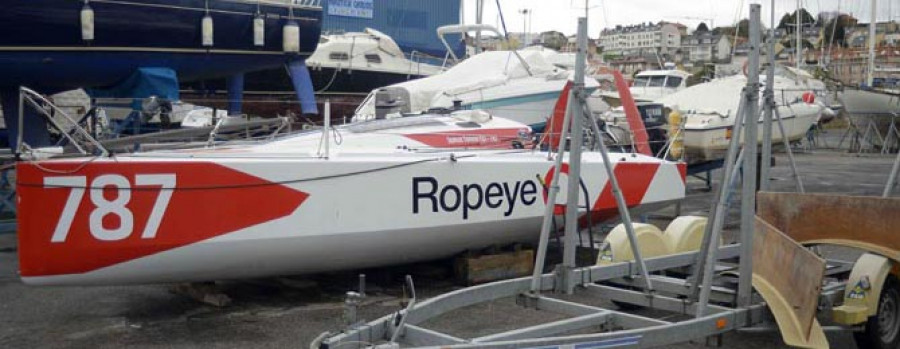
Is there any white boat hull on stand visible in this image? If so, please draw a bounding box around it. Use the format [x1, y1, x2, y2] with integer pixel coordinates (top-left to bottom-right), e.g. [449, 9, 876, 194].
[839, 89, 900, 116]
[16, 113, 686, 286]
[683, 103, 822, 162]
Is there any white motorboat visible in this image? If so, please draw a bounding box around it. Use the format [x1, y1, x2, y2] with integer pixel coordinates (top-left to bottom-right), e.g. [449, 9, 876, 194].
[602, 74, 828, 162]
[16, 109, 686, 286]
[228, 28, 446, 95]
[600, 68, 691, 106]
[352, 49, 600, 127]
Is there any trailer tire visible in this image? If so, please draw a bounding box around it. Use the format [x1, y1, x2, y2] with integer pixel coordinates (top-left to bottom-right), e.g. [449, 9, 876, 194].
[854, 275, 900, 349]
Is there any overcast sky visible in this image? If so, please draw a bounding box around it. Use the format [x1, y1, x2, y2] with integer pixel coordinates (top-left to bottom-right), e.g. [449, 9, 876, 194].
[462, 0, 900, 37]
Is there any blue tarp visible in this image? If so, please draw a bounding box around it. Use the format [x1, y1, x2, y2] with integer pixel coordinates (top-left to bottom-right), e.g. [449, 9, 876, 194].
[86, 67, 179, 100]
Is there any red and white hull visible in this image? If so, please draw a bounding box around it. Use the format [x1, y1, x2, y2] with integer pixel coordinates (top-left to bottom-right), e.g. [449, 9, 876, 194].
[17, 113, 686, 286]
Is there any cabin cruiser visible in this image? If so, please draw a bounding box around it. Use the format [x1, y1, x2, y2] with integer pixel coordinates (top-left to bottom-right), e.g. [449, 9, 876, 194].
[600, 67, 691, 107]
[190, 28, 445, 96]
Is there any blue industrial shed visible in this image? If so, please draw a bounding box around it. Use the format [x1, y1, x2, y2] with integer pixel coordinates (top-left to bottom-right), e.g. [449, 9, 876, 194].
[322, 0, 464, 59]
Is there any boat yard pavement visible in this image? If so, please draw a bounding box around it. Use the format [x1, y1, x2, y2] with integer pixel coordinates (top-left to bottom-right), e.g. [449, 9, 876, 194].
[2, 143, 897, 348]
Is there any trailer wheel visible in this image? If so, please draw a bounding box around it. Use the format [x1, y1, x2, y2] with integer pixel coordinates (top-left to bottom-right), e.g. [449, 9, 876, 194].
[854, 275, 900, 349]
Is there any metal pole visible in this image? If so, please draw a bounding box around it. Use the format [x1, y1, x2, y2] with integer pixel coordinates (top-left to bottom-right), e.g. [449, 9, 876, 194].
[867, 0, 876, 87]
[324, 100, 330, 159]
[737, 3, 762, 308]
[760, 0, 776, 192]
[886, 147, 900, 198]
[689, 98, 748, 305]
[796, 0, 802, 70]
[475, 0, 484, 54]
[530, 92, 575, 295]
[589, 115, 655, 293]
[561, 18, 589, 295]
[16, 88, 24, 157]
[772, 106, 806, 193]
[573, 20, 656, 294]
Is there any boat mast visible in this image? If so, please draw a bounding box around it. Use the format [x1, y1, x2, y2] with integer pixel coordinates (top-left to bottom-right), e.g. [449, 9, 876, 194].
[796, 0, 802, 70]
[867, 0, 876, 86]
[475, 0, 484, 54]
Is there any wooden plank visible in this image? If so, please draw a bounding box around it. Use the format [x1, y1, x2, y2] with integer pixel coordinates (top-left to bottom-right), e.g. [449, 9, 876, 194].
[454, 248, 534, 285]
[757, 192, 900, 261]
[752, 216, 827, 349]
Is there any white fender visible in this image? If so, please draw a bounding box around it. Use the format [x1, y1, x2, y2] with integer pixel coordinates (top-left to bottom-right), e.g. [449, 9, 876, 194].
[253, 15, 265, 47]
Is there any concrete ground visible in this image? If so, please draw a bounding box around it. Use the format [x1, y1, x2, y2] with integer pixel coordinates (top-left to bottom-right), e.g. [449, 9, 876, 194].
[1, 138, 898, 348]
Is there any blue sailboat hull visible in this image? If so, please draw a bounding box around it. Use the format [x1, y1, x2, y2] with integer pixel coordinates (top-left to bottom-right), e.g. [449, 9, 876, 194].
[0, 0, 323, 147]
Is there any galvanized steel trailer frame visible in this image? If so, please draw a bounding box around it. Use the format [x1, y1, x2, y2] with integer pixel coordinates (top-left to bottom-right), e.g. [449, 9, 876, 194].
[318, 5, 849, 348]
[318, 246, 855, 349]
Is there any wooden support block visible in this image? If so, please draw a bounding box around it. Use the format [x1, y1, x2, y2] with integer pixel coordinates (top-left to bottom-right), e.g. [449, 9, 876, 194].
[169, 282, 232, 307]
[454, 247, 534, 285]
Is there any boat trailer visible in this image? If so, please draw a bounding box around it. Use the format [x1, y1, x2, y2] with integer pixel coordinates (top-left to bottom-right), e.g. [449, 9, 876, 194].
[316, 8, 900, 349]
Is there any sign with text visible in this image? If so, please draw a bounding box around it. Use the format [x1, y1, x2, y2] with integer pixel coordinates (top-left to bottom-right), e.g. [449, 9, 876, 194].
[328, 0, 374, 19]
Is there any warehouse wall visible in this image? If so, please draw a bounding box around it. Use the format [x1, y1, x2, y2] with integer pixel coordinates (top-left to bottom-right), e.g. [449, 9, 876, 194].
[322, 0, 463, 59]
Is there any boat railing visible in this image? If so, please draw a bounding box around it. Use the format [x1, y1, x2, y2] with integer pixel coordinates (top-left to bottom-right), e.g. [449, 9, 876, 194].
[292, 0, 322, 7]
[16, 87, 109, 158]
[270, 0, 322, 8]
[407, 50, 446, 76]
[775, 87, 833, 107]
[205, 116, 292, 147]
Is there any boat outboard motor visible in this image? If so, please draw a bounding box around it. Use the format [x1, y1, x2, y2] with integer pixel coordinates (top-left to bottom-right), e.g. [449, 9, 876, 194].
[374, 87, 410, 119]
[636, 103, 667, 156]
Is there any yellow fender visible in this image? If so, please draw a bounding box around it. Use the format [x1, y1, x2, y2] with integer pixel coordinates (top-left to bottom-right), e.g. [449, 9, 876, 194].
[833, 253, 894, 325]
[663, 216, 708, 254]
[597, 223, 668, 265]
[598, 217, 718, 265]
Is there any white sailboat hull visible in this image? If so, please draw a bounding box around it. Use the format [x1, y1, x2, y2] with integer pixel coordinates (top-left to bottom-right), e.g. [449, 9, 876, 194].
[839, 89, 900, 115]
[17, 114, 685, 286]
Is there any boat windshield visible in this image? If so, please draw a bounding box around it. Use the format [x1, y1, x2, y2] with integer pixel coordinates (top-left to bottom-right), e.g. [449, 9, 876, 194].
[665, 76, 683, 88]
[634, 76, 650, 86]
[647, 76, 666, 87]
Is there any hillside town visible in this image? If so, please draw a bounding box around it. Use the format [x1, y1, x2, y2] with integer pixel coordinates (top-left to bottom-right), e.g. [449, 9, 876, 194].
[472, 8, 900, 87]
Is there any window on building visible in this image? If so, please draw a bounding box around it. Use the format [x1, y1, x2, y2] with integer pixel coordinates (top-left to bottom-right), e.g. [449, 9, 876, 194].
[364, 54, 382, 64]
[329, 52, 349, 61]
[665, 77, 683, 88]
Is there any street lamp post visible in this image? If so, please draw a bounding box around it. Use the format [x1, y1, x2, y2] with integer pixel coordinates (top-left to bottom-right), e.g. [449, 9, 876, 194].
[520, 8, 530, 49]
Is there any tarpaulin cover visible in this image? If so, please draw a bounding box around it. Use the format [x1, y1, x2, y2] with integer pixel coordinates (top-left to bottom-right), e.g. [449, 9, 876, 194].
[86, 67, 179, 100]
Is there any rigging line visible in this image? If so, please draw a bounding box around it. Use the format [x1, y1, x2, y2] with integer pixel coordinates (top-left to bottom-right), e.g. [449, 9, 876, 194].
[730, 0, 745, 58]
[89, 0, 318, 18]
[825, 0, 841, 64]
[22, 156, 447, 191]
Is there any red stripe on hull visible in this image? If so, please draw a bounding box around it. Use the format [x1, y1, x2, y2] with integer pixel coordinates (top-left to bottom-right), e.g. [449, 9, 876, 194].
[17, 162, 308, 277]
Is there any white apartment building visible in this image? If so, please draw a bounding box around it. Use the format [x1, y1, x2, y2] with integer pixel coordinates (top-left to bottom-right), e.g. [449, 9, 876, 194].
[682, 32, 731, 63]
[600, 22, 682, 57]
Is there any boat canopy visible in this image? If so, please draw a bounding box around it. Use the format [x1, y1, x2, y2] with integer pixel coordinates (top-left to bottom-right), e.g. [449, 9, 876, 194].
[656, 75, 752, 116]
[392, 50, 561, 113]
